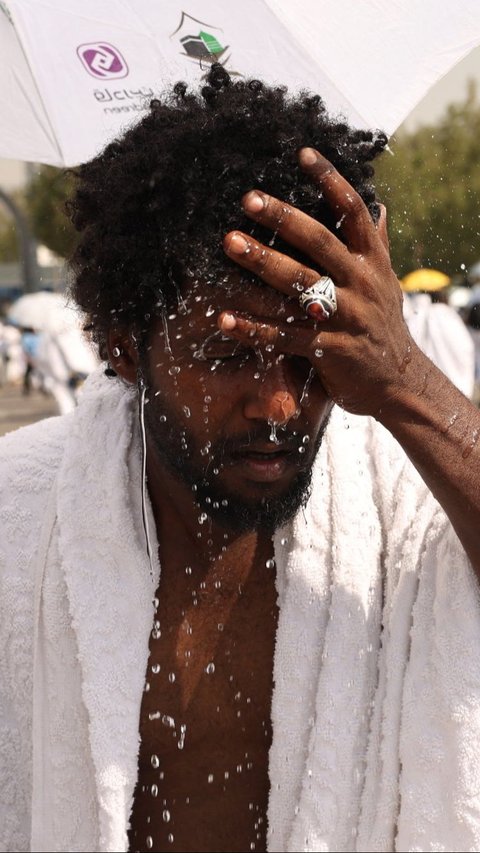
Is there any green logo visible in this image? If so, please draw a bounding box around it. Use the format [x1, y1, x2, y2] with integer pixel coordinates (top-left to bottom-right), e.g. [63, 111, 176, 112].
[171, 12, 241, 77]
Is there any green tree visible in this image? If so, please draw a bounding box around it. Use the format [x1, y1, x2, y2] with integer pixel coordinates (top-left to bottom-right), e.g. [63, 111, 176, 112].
[375, 81, 480, 279]
[25, 166, 77, 258]
[0, 206, 20, 261]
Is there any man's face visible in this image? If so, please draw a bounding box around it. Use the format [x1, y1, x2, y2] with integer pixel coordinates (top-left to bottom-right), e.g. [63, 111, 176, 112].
[142, 277, 332, 533]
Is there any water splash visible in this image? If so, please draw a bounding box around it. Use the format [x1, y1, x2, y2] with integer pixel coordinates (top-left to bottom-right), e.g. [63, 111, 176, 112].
[300, 367, 315, 405]
[161, 311, 172, 356]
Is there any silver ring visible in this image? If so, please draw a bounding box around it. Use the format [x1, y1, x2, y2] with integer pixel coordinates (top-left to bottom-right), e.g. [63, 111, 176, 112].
[298, 276, 338, 320]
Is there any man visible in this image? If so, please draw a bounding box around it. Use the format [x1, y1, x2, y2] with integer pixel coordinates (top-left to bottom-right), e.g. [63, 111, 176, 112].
[1, 65, 480, 853]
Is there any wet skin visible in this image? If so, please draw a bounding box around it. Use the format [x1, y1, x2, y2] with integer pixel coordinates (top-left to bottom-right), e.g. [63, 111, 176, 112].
[127, 283, 331, 853]
[115, 146, 480, 852]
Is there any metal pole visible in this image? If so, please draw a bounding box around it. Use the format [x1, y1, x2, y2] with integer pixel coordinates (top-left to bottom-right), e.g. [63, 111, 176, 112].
[0, 184, 40, 293]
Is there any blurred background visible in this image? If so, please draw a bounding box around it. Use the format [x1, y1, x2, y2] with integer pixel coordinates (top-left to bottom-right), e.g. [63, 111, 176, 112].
[1, 45, 480, 435]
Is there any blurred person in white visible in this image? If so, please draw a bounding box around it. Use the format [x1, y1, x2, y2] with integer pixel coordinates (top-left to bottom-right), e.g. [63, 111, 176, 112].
[0, 320, 24, 384]
[35, 324, 99, 414]
[401, 268, 475, 399]
[465, 297, 480, 404]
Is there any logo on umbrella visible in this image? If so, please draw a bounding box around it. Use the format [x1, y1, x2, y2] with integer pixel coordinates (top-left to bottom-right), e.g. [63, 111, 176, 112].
[77, 43, 129, 79]
[170, 12, 239, 76]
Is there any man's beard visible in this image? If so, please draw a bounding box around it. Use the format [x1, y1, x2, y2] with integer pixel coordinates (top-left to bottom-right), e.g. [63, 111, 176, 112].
[143, 387, 330, 535]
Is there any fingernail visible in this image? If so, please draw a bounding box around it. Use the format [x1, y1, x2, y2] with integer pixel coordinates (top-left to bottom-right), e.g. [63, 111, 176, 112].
[299, 147, 318, 167]
[220, 313, 237, 331]
[242, 191, 265, 213]
[226, 233, 249, 254]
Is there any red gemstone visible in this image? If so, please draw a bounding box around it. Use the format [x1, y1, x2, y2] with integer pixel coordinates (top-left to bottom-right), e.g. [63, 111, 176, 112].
[307, 302, 328, 321]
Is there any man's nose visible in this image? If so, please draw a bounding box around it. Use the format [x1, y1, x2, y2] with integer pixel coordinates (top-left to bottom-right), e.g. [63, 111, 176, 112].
[243, 359, 300, 425]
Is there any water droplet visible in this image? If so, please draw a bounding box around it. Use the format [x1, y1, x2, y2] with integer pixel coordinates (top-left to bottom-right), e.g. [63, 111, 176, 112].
[265, 343, 274, 352]
[163, 809, 171, 823]
[462, 427, 480, 459]
[269, 421, 279, 444]
[148, 710, 161, 721]
[280, 537, 288, 546]
[205, 662, 215, 675]
[217, 623, 224, 632]
[151, 784, 158, 797]
[205, 305, 215, 317]
[146, 836, 153, 849]
[286, 315, 295, 323]
[168, 365, 180, 376]
[151, 754, 160, 769]
[159, 414, 167, 423]
[298, 446, 306, 454]
[314, 348, 323, 358]
[151, 663, 161, 674]
[182, 405, 191, 418]
[168, 833, 174, 844]
[161, 312, 172, 356]
[265, 558, 275, 569]
[300, 367, 315, 405]
[178, 724, 186, 750]
[208, 773, 214, 783]
[185, 566, 192, 575]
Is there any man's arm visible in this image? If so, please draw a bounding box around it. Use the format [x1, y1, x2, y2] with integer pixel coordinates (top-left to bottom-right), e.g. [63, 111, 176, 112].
[219, 147, 480, 574]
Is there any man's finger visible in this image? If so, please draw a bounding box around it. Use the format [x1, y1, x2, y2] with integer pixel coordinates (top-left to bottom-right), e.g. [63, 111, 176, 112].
[298, 147, 379, 253]
[240, 191, 356, 281]
[223, 231, 352, 299]
[218, 311, 317, 359]
[376, 204, 390, 254]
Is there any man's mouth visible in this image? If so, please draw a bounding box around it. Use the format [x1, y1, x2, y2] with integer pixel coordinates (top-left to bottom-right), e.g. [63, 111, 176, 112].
[229, 444, 297, 483]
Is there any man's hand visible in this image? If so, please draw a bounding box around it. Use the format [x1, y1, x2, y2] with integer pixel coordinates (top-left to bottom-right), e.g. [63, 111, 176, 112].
[220, 146, 417, 417]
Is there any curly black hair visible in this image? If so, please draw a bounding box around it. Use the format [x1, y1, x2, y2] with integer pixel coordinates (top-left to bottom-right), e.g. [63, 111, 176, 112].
[67, 64, 387, 356]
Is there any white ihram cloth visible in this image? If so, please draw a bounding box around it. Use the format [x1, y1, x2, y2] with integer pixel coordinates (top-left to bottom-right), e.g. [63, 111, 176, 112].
[403, 293, 475, 399]
[0, 369, 479, 853]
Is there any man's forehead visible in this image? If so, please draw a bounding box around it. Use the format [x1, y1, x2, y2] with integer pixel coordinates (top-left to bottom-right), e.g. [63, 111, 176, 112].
[181, 275, 305, 326]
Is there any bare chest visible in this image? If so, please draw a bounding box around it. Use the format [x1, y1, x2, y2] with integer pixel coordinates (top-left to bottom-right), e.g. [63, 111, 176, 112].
[128, 558, 278, 853]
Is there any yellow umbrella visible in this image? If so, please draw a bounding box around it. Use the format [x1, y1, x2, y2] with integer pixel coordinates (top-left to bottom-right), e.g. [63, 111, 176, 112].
[401, 269, 450, 293]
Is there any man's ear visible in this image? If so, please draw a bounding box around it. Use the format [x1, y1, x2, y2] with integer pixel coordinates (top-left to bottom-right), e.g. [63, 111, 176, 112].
[106, 328, 140, 384]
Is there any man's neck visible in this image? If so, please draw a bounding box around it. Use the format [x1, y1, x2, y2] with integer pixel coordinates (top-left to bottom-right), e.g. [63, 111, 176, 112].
[145, 443, 273, 568]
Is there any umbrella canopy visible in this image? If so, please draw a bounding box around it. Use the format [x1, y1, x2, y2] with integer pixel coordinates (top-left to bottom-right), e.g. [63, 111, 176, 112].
[7, 290, 83, 333]
[1, 0, 480, 167]
[401, 269, 451, 293]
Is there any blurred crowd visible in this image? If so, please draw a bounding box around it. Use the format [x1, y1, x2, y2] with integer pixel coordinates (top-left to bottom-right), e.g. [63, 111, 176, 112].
[401, 263, 480, 405]
[0, 271, 479, 418]
[0, 290, 99, 415]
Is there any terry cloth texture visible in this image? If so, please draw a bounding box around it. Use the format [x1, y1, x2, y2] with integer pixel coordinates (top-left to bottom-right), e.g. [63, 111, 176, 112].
[0, 368, 478, 852]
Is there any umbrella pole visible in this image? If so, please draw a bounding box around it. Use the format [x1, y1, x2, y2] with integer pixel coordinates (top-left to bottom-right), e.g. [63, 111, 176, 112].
[0, 186, 40, 294]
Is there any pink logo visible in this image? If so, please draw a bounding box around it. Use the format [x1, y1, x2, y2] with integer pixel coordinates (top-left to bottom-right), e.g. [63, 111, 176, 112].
[77, 43, 128, 79]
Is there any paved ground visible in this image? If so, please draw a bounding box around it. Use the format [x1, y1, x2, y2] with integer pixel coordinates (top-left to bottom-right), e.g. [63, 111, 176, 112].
[0, 383, 57, 437]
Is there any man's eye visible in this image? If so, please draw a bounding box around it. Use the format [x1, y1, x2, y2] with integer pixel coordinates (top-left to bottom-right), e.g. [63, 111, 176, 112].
[204, 344, 250, 361]
[192, 334, 250, 362]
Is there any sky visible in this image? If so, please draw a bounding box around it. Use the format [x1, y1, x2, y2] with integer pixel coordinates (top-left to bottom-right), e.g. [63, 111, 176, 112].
[0, 45, 479, 191]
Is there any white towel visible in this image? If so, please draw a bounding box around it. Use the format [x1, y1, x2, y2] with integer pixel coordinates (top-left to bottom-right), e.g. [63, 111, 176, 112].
[0, 369, 478, 852]
[270, 405, 480, 852]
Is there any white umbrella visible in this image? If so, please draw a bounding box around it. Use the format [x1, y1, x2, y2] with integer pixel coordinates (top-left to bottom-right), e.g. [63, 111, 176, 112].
[1, 0, 480, 167]
[7, 291, 82, 333]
